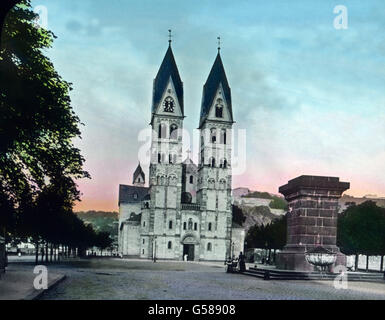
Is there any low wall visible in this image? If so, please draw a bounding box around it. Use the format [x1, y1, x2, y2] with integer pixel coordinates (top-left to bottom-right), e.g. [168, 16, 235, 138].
[233, 197, 272, 207]
[270, 209, 286, 216]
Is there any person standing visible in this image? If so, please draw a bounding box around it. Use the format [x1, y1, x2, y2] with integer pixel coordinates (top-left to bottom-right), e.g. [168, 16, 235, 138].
[238, 252, 246, 272]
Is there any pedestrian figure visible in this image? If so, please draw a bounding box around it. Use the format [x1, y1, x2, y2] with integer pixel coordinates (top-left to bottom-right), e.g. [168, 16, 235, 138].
[238, 252, 246, 272]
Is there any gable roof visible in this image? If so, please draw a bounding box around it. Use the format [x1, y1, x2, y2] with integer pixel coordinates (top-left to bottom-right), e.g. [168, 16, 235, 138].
[152, 45, 184, 116]
[199, 52, 233, 128]
[182, 156, 197, 167]
[118, 185, 149, 205]
[133, 163, 145, 184]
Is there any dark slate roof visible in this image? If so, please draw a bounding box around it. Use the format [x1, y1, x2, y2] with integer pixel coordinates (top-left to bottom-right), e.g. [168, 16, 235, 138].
[152, 45, 184, 115]
[199, 53, 233, 128]
[132, 163, 145, 184]
[119, 185, 149, 205]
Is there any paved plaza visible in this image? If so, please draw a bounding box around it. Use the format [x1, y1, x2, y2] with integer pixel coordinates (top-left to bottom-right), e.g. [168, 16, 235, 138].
[4, 257, 384, 300]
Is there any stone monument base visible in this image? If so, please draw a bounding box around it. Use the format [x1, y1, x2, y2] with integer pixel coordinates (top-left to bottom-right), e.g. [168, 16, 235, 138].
[276, 245, 346, 272]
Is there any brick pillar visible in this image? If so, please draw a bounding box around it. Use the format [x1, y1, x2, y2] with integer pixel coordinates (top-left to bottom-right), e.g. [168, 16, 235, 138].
[276, 175, 349, 272]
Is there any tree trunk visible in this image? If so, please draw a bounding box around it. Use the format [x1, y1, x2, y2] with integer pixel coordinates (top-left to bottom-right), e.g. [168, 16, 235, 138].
[273, 249, 276, 263]
[354, 254, 359, 271]
[366, 255, 369, 272]
[35, 243, 39, 265]
[54, 245, 57, 261]
[50, 244, 53, 262]
[45, 242, 49, 263]
[380, 256, 384, 271]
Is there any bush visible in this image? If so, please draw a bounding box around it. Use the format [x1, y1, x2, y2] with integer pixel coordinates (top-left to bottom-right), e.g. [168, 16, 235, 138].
[269, 197, 288, 210]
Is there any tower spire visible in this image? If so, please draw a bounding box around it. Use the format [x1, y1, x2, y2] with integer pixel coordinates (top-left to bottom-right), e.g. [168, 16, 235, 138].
[168, 29, 172, 46]
[217, 36, 221, 53]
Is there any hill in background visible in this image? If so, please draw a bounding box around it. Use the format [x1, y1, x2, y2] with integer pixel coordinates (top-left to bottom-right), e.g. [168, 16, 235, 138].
[76, 211, 119, 241]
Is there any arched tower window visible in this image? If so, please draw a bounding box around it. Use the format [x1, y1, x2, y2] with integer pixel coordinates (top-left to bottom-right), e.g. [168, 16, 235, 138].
[183, 222, 187, 230]
[220, 159, 228, 169]
[209, 157, 216, 168]
[169, 221, 173, 229]
[170, 124, 178, 139]
[168, 241, 172, 249]
[208, 223, 212, 231]
[188, 218, 193, 230]
[194, 223, 198, 231]
[207, 243, 212, 251]
[168, 154, 177, 164]
[158, 123, 167, 139]
[158, 153, 161, 164]
[215, 99, 223, 118]
[189, 175, 194, 184]
[210, 128, 217, 143]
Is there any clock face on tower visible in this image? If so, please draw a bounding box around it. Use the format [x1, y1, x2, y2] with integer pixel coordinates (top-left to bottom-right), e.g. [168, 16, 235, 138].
[163, 96, 175, 113]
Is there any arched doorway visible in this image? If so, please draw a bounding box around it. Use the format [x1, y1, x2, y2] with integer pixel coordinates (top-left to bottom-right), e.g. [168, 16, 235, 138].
[181, 234, 198, 261]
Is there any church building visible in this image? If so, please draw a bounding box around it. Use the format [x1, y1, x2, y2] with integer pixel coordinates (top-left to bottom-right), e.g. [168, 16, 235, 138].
[118, 38, 245, 261]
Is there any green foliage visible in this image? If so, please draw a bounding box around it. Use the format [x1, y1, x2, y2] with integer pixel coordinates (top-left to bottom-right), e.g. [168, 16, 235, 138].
[337, 201, 385, 256]
[246, 214, 287, 250]
[269, 196, 288, 210]
[232, 205, 246, 226]
[77, 211, 118, 237]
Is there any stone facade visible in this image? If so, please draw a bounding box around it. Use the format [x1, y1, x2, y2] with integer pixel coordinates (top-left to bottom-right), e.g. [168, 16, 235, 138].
[118, 44, 244, 262]
[276, 175, 350, 271]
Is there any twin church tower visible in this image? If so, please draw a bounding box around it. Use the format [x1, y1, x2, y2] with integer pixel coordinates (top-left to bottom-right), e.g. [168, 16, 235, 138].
[118, 37, 244, 261]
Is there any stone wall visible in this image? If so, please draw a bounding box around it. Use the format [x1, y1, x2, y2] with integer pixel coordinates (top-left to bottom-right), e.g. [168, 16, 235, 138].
[233, 197, 271, 207]
[122, 223, 140, 256]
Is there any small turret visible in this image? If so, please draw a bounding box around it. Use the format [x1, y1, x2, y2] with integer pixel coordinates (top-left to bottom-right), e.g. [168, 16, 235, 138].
[133, 163, 145, 187]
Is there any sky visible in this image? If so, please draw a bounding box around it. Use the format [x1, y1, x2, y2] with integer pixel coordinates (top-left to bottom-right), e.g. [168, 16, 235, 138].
[28, 0, 385, 212]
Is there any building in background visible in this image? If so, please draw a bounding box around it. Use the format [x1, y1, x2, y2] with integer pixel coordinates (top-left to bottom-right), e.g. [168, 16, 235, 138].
[118, 41, 244, 261]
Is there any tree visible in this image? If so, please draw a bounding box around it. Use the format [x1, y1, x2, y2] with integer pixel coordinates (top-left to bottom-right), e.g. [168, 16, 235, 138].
[245, 214, 287, 263]
[1, 0, 90, 261]
[337, 201, 385, 271]
[269, 196, 288, 211]
[232, 205, 246, 226]
[0, 1, 20, 43]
